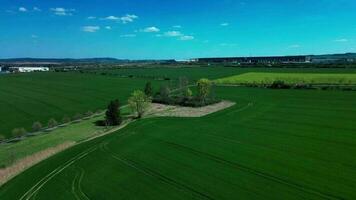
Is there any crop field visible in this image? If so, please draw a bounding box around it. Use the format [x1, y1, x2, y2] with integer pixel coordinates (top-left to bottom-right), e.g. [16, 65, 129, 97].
[0, 72, 161, 138]
[1, 86, 356, 199]
[215, 72, 356, 85]
[88, 66, 356, 81]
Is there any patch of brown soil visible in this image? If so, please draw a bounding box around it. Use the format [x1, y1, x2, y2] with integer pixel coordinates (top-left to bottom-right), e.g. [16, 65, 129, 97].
[0, 142, 75, 186]
[147, 101, 236, 118]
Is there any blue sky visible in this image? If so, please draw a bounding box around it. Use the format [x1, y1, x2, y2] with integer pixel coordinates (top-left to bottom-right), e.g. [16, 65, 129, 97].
[0, 0, 356, 59]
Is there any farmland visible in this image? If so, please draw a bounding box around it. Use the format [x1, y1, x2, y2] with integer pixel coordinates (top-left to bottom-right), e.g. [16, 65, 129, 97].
[215, 72, 356, 85]
[0, 72, 160, 138]
[85, 66, 356, 81]
[1, 86, 356, 199]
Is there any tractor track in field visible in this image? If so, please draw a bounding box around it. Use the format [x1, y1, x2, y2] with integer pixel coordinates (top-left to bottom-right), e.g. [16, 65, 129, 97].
[19, 146, 97, 200]
[100, 142, 215, 200]
[72, 167, 90, 200]
[158, 139, 345, 200]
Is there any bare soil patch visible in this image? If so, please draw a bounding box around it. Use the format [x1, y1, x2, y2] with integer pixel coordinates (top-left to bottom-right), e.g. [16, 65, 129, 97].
[147, 100, 236, 118]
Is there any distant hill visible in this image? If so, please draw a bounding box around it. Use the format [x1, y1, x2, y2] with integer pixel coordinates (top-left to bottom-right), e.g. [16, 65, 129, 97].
[0, 58, 130, 64]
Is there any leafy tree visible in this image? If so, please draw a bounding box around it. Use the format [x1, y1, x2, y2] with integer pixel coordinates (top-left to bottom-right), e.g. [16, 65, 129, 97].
[144, 82, 153, 97]
[48, 118, 58, 128]
[32, 121, 43, 132]
[62, 116, 71, 124]
[197, 78, 212, 104]
[105, 99, 122, 126]
[12, 128, 27, 138]
[128, 90, 151, 118]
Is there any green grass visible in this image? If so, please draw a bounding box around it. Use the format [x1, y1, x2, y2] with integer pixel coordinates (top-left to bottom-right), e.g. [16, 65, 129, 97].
[2, 86, 356, 199]
[215, 72, 356, 85]
[0, 72, 161, 138]
[88, 66, 356, 81]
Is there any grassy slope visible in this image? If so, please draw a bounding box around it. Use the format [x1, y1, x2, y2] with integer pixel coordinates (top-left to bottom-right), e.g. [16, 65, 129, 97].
[1, 87, 356, 199]
[216, 72, 356, 85]
[0, 72, 159, 138]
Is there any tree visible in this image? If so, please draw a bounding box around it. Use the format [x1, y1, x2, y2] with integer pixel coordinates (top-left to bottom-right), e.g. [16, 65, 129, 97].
[197, 78, 212, 104]
[12, 128, 27, 138]
[159, 85, 171, 103]
[128, 90, 151, 118]
[144, 82, 153, 97]
[32, 121, 43, 132]
[179, 76, 190, 98]
[48, 118, 58, 128]
[105, 99, 122, 126]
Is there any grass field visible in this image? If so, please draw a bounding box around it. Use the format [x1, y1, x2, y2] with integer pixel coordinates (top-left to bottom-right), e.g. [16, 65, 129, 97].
[88, 66, 356, 81]
[1, 86, 356, 199]
[215, 72, 356, 85]
[0, 72, 161, 138]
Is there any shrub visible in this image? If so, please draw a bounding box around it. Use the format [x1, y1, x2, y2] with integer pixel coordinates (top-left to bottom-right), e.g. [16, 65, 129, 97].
[197, 79, 212, 104]
[85, 110, 94, 117]
[0, 134, 5, 142]
[32, 121, 43, 132]
[62, 116, 71, 124]
[48, 118, 58, 128]
[12, 128, 27, 138]
[73, 113, 83, 121]
[268, 80, 291, 89]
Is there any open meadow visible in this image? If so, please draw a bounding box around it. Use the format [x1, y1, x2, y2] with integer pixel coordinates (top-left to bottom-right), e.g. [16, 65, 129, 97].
[1, 86, 356, 199]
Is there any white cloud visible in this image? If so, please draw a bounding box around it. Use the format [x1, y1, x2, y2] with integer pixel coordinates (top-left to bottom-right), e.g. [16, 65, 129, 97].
[142, 27, 160, 33]
[103, 15, 119, 20]
[87, 16, 96, 19]
[120, 14, 138, 23]
[288, 44, 301, 48]
[102, 14, 138, 23]
[105, 26, 112, 30]
[334, 38, 348, 42]
[173, 25, 182, 28]
[33, 7, 41, 12]
[221, 23, 229, 26]
[51, 8, 75, 16]
[164, 31, 183, 37]
[82, 26, 100, 33]
[220, 43, 237, 47]
[31, 34, 38, 38]
[120, 34, 136, 38]
[19, 7, 27, 12]
[179, 35, 194, 41]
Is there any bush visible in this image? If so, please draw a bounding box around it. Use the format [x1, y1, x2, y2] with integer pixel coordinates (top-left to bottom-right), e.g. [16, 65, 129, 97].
[73, 113, 83, 121]
[48, 118, 58, 128]
[144, 82, 153, 97]
[0, 134, 5, 142]
[85, 110, 94, 117]
[268, 80, 291, 89]
[105, 100, 122, 125]
[32, 121, 43, 132]
[12, 128, 27, 138]
[62, 116, 71, 124]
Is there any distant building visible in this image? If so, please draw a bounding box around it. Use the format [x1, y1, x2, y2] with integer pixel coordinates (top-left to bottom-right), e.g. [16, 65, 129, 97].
[9, 67, 50, 73]
[194, 55, 311, 64]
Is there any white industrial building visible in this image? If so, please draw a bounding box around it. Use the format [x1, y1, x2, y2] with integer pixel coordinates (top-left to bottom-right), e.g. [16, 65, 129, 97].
[9, 67, 50, 73]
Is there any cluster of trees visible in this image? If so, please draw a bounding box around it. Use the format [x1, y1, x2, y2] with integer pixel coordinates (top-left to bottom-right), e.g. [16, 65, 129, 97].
[152, 77, 218, 107]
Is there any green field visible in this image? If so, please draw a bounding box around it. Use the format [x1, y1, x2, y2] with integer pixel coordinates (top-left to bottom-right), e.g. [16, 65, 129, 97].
[1, 86, 356, 199]
[0, 72, 160, 138]
[215, 72, 356, 85]
[88, 66, 356, 81]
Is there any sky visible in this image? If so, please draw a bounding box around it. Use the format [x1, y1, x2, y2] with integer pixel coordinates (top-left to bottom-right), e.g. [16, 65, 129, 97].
[0, 0, 356, 59]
